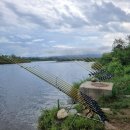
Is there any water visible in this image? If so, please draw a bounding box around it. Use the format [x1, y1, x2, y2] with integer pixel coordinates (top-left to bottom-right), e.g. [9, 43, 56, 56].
[0, 61, 92, 130]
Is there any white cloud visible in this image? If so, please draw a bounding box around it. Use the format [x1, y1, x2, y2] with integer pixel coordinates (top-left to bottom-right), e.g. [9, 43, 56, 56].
[32, 38, 45, 42]
[111, 0, 130, 13]
[53, 45, 75, 49]
[49, 40, 56, 43]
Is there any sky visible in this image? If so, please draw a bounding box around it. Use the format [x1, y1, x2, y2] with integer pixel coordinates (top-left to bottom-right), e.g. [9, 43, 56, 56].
[0, 0, 130, 57]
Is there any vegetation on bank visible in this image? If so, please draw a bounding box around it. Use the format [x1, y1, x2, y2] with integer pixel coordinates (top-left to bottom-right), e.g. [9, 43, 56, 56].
[82, 35, 130, 105]
[96, 35, 130, 109]
[70, 35, 130, 110]
[76, 36, 130, 114]
[0, 55, 31, 64]
[38, 108, 104, 130]
[0, 54, 99, 64]
[30, 56, 99, 62]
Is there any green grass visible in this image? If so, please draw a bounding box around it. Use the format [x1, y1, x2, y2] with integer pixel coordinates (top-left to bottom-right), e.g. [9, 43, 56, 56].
[74, 104, 84, 113]
[110, 74, 130, 96]
[72, 78, 90, 89]
[69, 79, 91, 101]
[99, 95, 130, 109]
[38, 108, 105, 130]
[98, 74, 130, 109]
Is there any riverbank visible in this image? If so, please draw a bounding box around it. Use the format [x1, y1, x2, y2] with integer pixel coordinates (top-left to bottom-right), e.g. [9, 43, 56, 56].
[38, 107, 105, 130]
[107, 108, 130, 130]
[38, 99, 130, 130]
[37, 78, 130, 130]
[0, 55, 31, 64]
[0, 54, 99, 64]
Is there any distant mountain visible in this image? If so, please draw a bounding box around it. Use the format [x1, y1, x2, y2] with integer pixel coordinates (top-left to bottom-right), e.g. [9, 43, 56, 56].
[26, 53, 101, 62]
[42, 53, 102, 59]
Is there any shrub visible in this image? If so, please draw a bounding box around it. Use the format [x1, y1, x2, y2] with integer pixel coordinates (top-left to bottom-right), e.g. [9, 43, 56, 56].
[112, 75, 130, 95]
[99, 53, 112, 65]
[107, 61, 124, 76]
[91, 62, 102, 70]
[125, 65, 130, 74]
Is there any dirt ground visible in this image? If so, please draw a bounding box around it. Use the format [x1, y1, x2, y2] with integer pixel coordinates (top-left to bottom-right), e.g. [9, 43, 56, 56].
[108, 109, 130, 130]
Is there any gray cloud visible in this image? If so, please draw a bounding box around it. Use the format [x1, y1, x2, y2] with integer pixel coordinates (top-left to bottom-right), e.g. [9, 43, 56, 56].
[1, 1, 130, 32]
[84, 2, 130, 33]
[1, 1, 88, 29]
[100, 22, 130, 33]
[54, 5, 88, 28]
[90, 2, 130, 24]
[3, 1, 51, 28]
[0, 0, 130, 56]
[61, 14, 87, 28]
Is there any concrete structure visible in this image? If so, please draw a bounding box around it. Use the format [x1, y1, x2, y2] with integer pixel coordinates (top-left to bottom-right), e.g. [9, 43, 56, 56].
[80, 81, 113, 101]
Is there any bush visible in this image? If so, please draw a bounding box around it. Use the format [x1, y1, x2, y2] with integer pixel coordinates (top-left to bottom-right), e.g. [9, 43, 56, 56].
[99, 53, 112, 65]
[112, 75, 130, 95]
[91, 62, 102, 70]
[107, 61, 124, 76]
[125, 65, 130, 74]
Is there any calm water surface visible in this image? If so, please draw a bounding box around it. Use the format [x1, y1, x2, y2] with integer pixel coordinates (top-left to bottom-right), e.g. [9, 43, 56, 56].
[0, 61, 92, 130]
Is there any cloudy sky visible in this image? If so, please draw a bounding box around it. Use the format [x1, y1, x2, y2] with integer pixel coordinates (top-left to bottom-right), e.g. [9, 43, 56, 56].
[0, 0, 130, 57]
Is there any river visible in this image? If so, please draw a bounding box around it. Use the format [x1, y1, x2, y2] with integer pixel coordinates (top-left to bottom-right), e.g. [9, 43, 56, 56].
[0, 61, 92, 130]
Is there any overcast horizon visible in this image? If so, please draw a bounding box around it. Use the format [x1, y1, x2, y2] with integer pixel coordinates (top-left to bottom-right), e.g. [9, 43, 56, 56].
[0, 0, 130, 57]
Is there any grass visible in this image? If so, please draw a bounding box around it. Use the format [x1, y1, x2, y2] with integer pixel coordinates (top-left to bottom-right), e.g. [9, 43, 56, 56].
[97, 72, 130, 109]
[38, 108, 105, 130]
[98, 75, 130, 109]
[112, 75, 130, 95]
[99, 95, 130, 109]
[69, 79, 90, 101]
[74, 104, 83, 113]
[72, 78, 90, 89]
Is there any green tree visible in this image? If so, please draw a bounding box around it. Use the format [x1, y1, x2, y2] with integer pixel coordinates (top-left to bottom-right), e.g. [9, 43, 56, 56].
[107, 60, 124, 76]
[99, 53, 112, 65]
[126, 35, 130, 46]
[112, 38, 125, 50]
